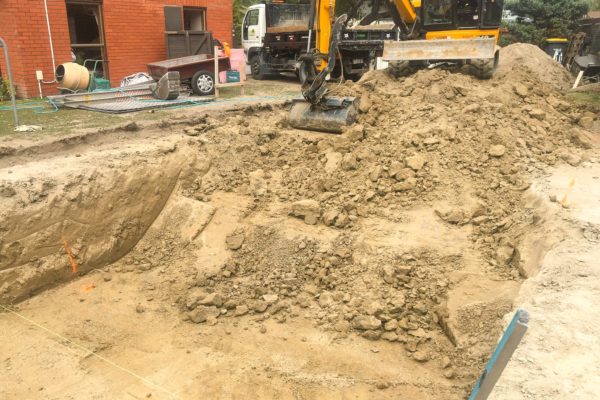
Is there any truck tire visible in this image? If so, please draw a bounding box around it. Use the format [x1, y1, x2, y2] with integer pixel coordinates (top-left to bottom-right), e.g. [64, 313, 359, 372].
[388, 61, 414, 78]
[250, 55, 266, 80]
[470, 51, 499, 80]
[191, 70, 215, 96]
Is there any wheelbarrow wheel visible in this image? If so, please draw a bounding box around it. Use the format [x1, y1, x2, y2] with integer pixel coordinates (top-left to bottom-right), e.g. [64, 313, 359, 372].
[191, 70, 215, 96]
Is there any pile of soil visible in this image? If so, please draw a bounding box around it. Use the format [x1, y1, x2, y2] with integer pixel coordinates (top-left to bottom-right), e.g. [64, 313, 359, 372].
[109, 44, 594, 394]
[496, 43, 574, 91]
[0, 43, 597, 399]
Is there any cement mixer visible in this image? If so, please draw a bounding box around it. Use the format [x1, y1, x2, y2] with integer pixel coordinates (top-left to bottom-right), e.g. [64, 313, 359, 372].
[55, 60, 110, 92]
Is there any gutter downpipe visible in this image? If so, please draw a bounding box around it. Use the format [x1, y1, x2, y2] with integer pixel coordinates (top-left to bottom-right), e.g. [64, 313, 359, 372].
[0, 37, 19, 128]
[43, 0, 57, 84]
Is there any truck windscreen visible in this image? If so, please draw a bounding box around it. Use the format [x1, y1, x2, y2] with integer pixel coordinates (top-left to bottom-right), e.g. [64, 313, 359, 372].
[268, 4, 310, 28]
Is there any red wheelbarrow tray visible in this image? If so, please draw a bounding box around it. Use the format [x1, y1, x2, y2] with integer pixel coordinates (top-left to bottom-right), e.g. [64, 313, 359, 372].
[147, 54, 231, 82]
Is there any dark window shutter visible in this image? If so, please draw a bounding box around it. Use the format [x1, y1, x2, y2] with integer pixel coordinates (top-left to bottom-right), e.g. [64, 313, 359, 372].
[164, 6, 183, 31]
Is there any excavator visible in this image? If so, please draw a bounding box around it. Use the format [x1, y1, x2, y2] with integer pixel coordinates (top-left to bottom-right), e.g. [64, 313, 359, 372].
[289, 0, 505, 133]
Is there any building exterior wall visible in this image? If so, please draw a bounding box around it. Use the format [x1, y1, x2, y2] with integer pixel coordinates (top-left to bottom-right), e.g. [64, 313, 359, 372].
[0, 0, 233, 98]
[0, 0, 71, 99]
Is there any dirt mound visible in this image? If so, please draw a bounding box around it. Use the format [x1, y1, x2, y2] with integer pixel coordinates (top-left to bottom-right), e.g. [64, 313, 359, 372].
[497, 43, 574, 91]
[0, 47, 596, 398]
[154, 61, 594, 392]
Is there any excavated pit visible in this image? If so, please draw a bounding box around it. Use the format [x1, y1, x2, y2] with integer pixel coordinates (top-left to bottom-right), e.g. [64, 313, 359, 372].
[0, 43, 598, 399]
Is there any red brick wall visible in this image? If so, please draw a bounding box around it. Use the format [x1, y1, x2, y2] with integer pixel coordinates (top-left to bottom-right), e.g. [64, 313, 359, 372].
[103, 0, 233, 87]
[0, 0, 233, 98]
[0, 0, 71, 98]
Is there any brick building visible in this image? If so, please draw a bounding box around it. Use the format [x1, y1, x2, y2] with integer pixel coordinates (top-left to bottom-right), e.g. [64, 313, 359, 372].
[0, 0, 233, 98]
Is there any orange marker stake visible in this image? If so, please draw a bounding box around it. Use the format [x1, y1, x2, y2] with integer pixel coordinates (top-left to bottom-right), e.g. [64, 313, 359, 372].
[61, 236, 79, 274]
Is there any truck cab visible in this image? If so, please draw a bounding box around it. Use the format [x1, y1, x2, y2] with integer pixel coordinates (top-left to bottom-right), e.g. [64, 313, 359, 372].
[242, 4, 267, 54]
[242, 2, 311, 80]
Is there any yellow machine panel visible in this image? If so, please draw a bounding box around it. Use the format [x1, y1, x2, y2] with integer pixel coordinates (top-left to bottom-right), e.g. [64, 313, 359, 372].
[426, 29, 500, 43]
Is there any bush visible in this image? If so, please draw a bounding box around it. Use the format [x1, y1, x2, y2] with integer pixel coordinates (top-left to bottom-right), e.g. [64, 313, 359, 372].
[0, 78, 16, 101]
[506, 0, 590, 44]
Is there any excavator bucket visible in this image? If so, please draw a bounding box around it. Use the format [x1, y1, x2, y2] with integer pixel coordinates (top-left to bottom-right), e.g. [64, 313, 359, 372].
[288, 14, 357, 134]
[289, 97, 357, 134]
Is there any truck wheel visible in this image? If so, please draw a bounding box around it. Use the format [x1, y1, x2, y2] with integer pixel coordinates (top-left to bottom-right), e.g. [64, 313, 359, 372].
[191, 70, 215, 96]
[250, 55, 266, 80]
[471, 51, 499, 80]
[388, 61, 414, 78]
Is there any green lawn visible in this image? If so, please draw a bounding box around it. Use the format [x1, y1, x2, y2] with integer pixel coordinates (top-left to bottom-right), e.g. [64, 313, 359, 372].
[567, 92, 600, 107]
[0, 99, 138, 138]
[0, 79, 298, 139]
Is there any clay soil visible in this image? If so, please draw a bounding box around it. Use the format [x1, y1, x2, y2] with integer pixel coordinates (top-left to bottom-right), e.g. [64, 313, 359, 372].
[1, 44, 599, 400]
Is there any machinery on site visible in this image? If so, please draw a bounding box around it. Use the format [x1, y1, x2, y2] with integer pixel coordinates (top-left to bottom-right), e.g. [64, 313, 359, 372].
[569, 24, 600, 85]
[242, 2, 313, 80]
[289, 0, 505, 133]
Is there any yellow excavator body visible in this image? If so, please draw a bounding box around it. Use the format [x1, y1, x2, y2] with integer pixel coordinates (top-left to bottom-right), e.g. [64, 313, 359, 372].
[291, 0, 505, 133]
[425, 29, 500, 41]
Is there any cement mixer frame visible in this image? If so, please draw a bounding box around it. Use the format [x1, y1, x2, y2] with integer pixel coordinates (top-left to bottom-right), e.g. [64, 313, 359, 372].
[55, 59, 110, 93]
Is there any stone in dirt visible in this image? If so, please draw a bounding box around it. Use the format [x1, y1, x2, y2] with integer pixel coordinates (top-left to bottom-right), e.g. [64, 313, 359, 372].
[199, 292, 224, 307]
[226, 232, 245, 250]
[496, 244, 515, 266]
[123, 122, 139, 132]
[0, 185, 16, 198]
[341, 153, 359, 171]
[344, 124, 365, 142]
[384, 319, 399, 331]
[412, 351, 430, 362]
[322, 209, 339, 226]
[570, 128, 593, 149]
[405, 154, 426, 171]
[188, 306, 220, 323]
[262, 294, 279, 304]
[358, 95, 372, 113]
[394, 168, 415, 182]
[381, 331, 398, 342]
[234, 305, 249, 316]
[183, 127, 200, 136]
[529, 109, 546, 121]
[318, 291, 334, 308]
[393, 178, 417, 192]
[291, 200, 321, 225]
[352, 315, 382, 330]
[513, 83, 529, 98]
[579, 116, 594, 129]
[489, 145, 506, 158]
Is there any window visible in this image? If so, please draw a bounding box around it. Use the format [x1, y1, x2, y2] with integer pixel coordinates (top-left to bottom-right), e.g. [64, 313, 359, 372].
[243, 9, 259, 40]
[247, 9, 260, 26]
[165, 6, 207, 32]
[66, 1, 108, 79]
[482, 0, 504, 27]
[423, 0, 453, 26]
[457, 0, 480, 27]
[184, 8, 206, 31]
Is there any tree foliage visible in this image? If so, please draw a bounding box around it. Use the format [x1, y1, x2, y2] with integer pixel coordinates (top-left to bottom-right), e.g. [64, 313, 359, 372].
[233, 0, 260, 44]
[505, 0, 590, 44]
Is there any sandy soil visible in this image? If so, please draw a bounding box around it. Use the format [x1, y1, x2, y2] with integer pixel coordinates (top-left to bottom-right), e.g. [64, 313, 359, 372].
[0, 44, 599, 399]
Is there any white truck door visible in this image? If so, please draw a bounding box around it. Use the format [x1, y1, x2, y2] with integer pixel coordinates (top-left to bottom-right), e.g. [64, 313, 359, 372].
[242, 5, 265, 52]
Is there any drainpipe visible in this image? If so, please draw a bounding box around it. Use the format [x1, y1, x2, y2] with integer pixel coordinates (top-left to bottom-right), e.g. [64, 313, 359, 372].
[0, 37, 19, 128]
[43, 0, 57, 83]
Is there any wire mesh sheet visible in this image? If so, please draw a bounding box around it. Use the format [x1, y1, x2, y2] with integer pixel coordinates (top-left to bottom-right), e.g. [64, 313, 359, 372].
[54, 88, 213, 114]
